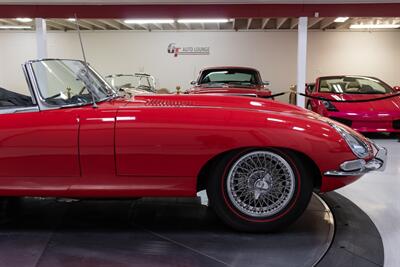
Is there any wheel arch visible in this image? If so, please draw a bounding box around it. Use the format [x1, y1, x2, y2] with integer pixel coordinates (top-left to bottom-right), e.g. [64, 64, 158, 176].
[196, 147, 322, 192]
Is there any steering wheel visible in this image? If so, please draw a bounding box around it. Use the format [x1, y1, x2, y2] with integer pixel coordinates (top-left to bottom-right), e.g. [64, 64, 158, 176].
[70, 95, 89, 104]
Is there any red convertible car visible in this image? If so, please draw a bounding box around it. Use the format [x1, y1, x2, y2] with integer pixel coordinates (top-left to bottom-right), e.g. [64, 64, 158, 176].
[0, 59, 386, 232]
[185, 66, 272, 98]
[306, 76, 400, 133]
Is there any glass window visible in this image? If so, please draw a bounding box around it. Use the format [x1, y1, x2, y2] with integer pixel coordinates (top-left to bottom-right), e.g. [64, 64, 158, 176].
[199, 68, 261, 86]
[31, 59, 115, 106]
[105, 74, 155, 93]
[318, 76, 393, 94]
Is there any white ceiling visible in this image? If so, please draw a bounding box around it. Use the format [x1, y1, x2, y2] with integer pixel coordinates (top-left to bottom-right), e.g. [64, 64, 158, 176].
[1, 0, 400, 4]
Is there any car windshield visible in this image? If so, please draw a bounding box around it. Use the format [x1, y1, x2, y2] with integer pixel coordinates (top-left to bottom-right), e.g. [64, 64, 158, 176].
[198, 68, 261, 87]
[318, 76, 393, 94]
[105, 74, 155, 93]
[31, 59, 115, 106]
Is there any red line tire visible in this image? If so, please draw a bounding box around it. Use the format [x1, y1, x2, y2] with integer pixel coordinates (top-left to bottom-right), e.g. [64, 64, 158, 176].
[207, 148, 313, 232]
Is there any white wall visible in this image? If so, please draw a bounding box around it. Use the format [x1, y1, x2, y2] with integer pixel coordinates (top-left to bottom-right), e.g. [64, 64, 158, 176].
[0, 30, 399, 102]
[308, 31, 400, 86]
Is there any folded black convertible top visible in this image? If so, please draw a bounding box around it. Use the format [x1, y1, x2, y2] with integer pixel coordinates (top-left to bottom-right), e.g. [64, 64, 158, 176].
[0, 87, 33, 107]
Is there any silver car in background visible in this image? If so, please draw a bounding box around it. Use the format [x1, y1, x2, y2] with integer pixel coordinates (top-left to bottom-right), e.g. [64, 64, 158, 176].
[105, 73, 157, 97]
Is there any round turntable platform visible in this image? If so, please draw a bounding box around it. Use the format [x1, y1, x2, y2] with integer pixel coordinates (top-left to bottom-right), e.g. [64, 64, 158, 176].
[0, 192, 383, 267]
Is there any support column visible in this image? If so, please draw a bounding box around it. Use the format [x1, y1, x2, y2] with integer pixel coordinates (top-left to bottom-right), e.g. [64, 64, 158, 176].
[35, 18, 47, 58]
[296, 17, 308, 108]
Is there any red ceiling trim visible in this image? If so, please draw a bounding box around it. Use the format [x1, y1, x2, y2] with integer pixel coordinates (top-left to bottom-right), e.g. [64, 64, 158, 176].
[0, 4, 399, 18]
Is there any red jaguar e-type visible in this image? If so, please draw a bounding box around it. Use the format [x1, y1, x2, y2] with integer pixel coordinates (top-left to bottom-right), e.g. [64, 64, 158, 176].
[0, 60, 386, 232]
[185, 66, 272, 98]
[306, 76, 400, 133]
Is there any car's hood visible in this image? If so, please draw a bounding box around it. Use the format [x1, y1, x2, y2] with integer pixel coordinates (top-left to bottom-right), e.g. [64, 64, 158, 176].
[321, 93, 400, 113]
[121, 94, 310, 117]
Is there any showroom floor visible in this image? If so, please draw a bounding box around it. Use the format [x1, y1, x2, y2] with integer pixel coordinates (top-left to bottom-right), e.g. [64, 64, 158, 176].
[0, 194, 335, 267]
[338, 136, 400, 267]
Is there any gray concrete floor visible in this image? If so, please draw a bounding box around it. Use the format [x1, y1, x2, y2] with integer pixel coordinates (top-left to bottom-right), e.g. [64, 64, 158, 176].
[338, 137, 400, 267]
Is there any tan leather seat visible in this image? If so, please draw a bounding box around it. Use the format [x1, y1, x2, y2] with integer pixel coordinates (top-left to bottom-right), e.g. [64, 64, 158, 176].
[346, 81, 361, 93]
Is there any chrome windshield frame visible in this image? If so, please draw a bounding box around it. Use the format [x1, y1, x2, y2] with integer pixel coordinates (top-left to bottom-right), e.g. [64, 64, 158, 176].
[23, 58, 116, 111]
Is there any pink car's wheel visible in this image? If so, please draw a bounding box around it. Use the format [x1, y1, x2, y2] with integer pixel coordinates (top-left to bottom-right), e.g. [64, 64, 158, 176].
[207, 149, 313, 232]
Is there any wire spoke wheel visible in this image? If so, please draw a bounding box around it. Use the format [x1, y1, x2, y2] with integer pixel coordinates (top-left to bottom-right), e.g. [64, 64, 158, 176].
[226, 151, 296, 217]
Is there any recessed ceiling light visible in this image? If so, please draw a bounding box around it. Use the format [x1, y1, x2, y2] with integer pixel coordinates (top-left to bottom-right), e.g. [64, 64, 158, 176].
[177, 19, 231, 24]
[67, 18, 76, 22]
[124, 19, 174, 24]
[334, 17, 349, 23]
[350, 24, 400, 29]
[15, 18, 33, 23]
[0, 25, 31, 29]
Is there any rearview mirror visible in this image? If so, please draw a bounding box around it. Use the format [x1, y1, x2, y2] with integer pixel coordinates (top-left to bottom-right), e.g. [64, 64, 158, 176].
[393, 86, 400, 92]
[190, 80, 197, 85]
[263, 81, 270, 86]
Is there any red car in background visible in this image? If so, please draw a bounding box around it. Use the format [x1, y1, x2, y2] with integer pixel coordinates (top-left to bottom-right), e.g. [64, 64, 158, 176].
[0, 60, 387, 232]
[306, 76, 400, 133]
[185, 66, 272, 98]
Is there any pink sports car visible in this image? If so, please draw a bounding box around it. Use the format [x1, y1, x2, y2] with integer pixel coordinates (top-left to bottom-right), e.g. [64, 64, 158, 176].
[306, 76, 400, 133]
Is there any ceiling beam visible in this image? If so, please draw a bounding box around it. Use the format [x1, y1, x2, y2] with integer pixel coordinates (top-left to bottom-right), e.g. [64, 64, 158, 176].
[80, 19, 107, 30]
[308, 17, 324, 28]
[276, 18, 288, 29]
[261, 18, 270, 29]
[336, 18, 354, 29]
[46, 21, 65, 31]
[290, 18, 299, 29]
[136, 23, 148, 30]
[182, 23, 191, 30]
[0, 19, 19, 26]
[116, 20, 135, 30]
[320, 18, 337, 30]
[152, 23, 163, 30]
[48, 19, 77, 30]
[247, 18, 253, 30]
[169, 22, 177, 30]
[98, 19, 120, 30]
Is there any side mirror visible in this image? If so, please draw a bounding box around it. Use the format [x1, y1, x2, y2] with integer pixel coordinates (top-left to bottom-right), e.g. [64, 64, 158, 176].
[262, 81, 270, 86]
[190, 80, 197, 85]
[393, 86, 400, 92]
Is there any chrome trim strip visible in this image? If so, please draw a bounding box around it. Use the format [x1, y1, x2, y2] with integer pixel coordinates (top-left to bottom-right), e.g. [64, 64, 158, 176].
[0, 106, 39, 115]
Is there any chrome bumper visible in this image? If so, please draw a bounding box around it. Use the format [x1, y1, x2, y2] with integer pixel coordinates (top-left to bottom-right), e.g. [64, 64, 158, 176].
[324, 142, 387, 176]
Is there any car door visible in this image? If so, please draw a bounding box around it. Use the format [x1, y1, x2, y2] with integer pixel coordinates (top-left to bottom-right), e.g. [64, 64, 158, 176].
[0, 63, 80, 191]
[0, 108, 80, 179]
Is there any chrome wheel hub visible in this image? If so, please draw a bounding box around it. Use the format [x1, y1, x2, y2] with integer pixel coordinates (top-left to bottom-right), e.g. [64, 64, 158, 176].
[226, 151, 296, 217]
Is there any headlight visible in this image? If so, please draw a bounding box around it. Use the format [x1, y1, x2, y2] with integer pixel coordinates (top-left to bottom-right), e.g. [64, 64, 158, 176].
[329, 122, 370, 158]
[322, 101, 338, 111]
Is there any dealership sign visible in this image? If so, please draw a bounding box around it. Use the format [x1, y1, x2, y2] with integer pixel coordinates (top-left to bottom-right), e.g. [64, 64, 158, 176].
[168, 43, 210, 57]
